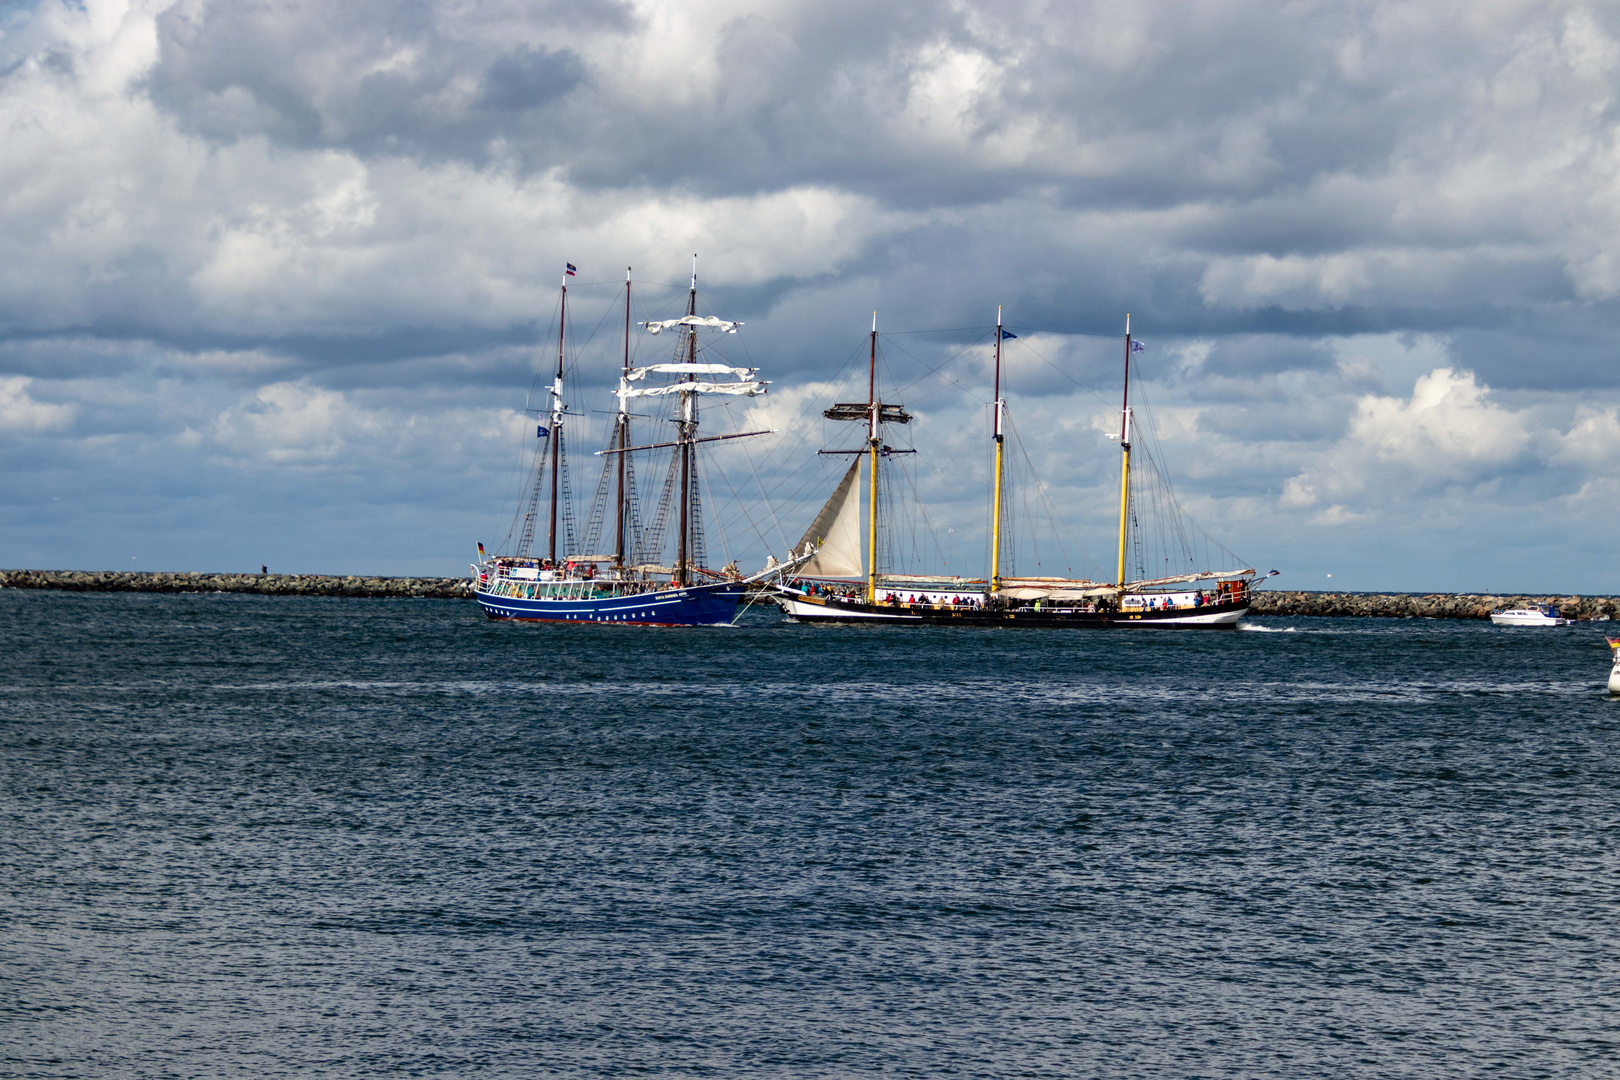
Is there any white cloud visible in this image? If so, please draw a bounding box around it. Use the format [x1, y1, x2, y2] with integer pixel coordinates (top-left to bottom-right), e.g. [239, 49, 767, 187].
[1557, 405, 1620, 470]
[205, 380, 521, 466]
[1281, 368, 1549, 510]
[207, 381, 371, 463]
[1352, 368, 1533, 475]
[0, 376, 77, 432]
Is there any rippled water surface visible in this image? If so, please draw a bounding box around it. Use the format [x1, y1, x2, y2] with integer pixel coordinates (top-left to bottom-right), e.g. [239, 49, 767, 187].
[4, 590, 1619, 1077]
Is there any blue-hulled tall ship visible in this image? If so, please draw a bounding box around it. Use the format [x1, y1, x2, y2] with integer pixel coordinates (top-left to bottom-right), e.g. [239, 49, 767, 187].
[473, 260, 811, 625]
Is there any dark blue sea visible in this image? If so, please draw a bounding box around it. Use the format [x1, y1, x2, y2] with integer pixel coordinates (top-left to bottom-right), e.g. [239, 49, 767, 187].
[4, 590, 1619, 1078]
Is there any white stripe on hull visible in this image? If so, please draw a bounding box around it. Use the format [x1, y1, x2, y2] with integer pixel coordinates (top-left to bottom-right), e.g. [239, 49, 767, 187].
[1115, 606, 1247, 627]
[777, 596, 924, 620]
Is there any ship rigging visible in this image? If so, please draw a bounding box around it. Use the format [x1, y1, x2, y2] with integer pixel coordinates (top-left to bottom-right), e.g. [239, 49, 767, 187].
[472, 258, 810, 625]
[774, 311, 1265, 627]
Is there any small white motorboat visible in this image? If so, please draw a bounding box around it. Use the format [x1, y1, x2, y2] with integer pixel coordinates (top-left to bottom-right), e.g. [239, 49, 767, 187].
[1490, 604, 1572, 626]
[1608, 638, 1620, 695]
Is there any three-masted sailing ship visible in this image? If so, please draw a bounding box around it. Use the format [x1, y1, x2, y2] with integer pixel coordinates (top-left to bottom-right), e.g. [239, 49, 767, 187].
[774, 312, 1263, 627]
[472, 259, 810, 625]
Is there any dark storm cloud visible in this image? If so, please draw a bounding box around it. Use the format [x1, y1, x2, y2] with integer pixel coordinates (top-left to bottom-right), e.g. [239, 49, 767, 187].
[136, 0, 1418, 207]
[0, 321, 545, 385]
[1450, 307, 1620, 392]
[480, 47, 583, 112]
[15, 0, 1609, 379]
[1201, 335, 1338, 378]
[147, 0, 604, 161]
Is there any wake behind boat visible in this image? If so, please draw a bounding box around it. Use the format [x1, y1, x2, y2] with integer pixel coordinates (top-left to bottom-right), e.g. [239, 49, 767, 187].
[775, 312, 1264, 628]
[473, 260, 809, 626]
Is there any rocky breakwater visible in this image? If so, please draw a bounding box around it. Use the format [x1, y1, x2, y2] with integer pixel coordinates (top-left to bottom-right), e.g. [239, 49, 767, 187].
[1250, 591, 1619, 621]
[0, 569, 475, 599]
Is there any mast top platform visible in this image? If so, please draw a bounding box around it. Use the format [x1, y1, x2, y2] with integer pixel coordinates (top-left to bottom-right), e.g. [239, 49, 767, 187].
[825, 402, 911, 424]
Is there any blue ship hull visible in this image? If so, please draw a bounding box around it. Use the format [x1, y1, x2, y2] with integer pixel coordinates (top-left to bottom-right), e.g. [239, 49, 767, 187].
[475, 581, 747, 626]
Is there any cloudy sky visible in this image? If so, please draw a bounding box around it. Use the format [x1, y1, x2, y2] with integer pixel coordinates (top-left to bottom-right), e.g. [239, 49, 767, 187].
[2, 0, 1618, 592]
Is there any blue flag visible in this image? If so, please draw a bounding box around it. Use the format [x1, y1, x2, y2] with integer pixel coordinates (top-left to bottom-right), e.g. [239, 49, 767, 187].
[1000, 328, 1017, 340]
[1131, 340, 1144, 353]
[537, 425, 548, 438]
[565, 263, 577, 277]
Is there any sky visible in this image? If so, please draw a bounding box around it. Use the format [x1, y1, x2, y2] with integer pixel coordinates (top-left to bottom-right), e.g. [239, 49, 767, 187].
[2, 0, 1618, 593]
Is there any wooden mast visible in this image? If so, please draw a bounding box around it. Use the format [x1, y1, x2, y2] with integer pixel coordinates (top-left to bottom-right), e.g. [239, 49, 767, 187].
[615, 267, 630, 572]
[866, 311, 879, 605]
[1116, 314, 1132, 587]
[676, 256, 697, 586]
[990, 305, 1005, 594]
[548, 270, 566, 565]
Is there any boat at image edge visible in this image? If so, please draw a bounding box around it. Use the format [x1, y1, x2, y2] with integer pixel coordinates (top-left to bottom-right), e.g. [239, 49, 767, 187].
[472, 260, 811, 626]
[773, 312, 1265, 628]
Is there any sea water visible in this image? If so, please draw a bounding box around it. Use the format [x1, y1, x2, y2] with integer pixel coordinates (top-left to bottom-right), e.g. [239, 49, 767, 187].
[3, 590, 1617, 1077]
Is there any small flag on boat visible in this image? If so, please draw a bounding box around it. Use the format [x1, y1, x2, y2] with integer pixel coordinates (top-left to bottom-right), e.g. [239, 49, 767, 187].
[537, 424, 547, 438]
[565, 263, 577, 276]
[1131, 340, 1144, 353]
[1000, 328, 1017, 340]
[477, 542, 485, 558]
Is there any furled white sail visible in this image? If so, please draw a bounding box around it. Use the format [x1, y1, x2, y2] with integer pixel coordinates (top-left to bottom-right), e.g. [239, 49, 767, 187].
[994, 585, 1118, 600]
[795, 458, 864, 578]
[618, 380, 767, 398]
[626, 363, 755, 381]
[644, 316, 743, 334]
[1125, 569, 1254, 587]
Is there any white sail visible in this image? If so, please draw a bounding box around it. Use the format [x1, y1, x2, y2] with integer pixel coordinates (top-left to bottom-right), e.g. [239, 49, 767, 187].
[618, 380, 767, 399]
[644, 315, 743, 334]
[626, 363, 755, 381]
[795, 457, 864, 578]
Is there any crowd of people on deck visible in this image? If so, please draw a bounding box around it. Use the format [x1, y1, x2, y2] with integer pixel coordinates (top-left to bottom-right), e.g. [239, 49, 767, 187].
[793, 580, 859, 602]
[790, 579, 986, 607]
[788, 580, 988, 609]
[880, 592, 984, 609]
[489, 556, 609, 585]
[1127, 580, 1249, 611]
[527, 558, 598, 580]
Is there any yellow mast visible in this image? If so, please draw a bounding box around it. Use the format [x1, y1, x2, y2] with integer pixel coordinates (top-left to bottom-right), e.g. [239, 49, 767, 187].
[990, 305, 1005, 593]
[1116, 314, 1133, 587]
[866, 312, 880, 605]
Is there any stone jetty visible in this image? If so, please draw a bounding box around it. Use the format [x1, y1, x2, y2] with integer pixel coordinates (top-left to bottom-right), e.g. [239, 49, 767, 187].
[2, 571, 1615, 620]
[1249, 591, 1618, 621]
[0, 569, 475, 599]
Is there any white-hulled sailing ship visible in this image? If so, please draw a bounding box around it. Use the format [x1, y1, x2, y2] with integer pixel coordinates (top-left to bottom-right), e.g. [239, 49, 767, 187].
[472, 259, 811, 625]
[774, 312, 1266, 627]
